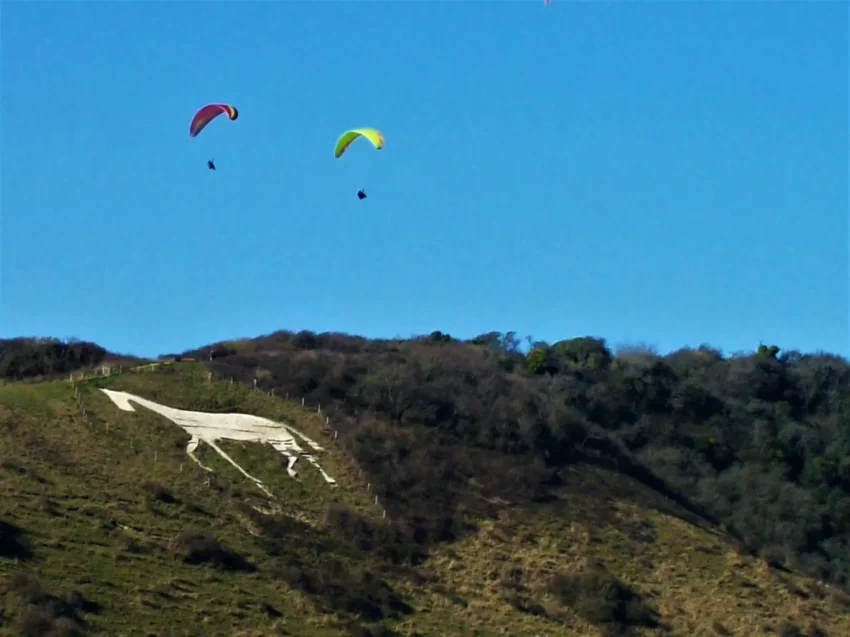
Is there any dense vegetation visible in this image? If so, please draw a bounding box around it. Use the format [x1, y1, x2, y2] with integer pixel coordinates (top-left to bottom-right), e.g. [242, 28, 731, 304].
[178, 330, 850, 589]
[0, 338, 125, 382]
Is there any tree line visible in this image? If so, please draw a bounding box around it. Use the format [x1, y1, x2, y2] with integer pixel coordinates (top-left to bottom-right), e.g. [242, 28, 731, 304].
[0, 337, 110, 381]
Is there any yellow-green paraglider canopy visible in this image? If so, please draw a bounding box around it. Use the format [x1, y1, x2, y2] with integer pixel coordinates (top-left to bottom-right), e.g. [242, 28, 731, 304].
[334, 128, 384, 158]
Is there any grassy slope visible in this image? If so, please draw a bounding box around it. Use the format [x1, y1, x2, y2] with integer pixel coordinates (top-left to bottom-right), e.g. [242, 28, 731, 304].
[1, 363, 849, 637]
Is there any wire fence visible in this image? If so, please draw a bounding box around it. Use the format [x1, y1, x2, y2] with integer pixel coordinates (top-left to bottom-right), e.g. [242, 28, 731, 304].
[68, 361, 388, 519]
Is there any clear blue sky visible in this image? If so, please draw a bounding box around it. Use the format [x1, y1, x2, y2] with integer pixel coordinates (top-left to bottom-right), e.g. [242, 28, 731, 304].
[1, 1, 847, 359]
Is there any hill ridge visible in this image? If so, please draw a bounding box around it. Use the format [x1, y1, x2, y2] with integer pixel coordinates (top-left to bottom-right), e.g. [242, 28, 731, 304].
[3, 335, 850, 637]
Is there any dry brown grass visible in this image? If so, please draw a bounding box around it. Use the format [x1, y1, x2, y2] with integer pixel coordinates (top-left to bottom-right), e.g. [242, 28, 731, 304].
[389, 466, 850, 637]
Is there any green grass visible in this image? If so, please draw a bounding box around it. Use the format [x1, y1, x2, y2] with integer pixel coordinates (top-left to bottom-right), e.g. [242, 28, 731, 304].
[2, 363, 850, 637]
[0, 368, 387, 636]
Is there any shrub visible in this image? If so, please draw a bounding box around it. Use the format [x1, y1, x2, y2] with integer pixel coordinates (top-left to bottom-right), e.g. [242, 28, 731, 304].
[0, 519, 33, 560]
[172, 532, 253, 571]
[5, 572, 91, 637]
[549, 562, 658, 631]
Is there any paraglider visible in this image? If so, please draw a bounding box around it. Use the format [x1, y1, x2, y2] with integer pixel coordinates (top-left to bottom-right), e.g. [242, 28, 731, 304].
[333, 128, 384, 159]
[189, 103, 239, 137]
[189, 103, 237, 170]
[335, 128, 383, 198]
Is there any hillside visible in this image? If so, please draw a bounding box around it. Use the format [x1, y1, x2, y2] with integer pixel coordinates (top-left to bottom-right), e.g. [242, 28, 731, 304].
[1, 334, 850, 636]
[186, 332, 850, 582]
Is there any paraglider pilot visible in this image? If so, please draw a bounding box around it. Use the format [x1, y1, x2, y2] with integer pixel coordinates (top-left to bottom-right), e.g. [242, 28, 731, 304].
[357, 189, 367, 200]
[207, 159, 216, 170]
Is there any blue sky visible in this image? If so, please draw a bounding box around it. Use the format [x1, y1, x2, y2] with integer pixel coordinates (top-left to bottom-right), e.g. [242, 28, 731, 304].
[1, 1, 847, 359]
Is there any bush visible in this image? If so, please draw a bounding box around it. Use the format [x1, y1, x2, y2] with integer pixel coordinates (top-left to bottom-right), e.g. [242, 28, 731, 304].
[141, 481, 177, 504]
[272, 556, 413, 622]
[0, 518, 33, 560]
[777, 622, 803, 637]
[324, 505, 426, 565]
[5, 572, 92, 637]
[549, 562, 658, 631]
[172, 532, 253, 571]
